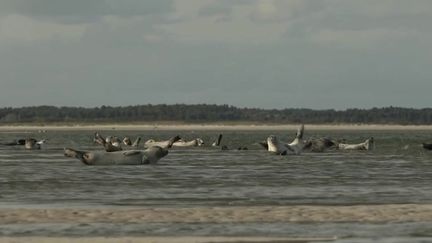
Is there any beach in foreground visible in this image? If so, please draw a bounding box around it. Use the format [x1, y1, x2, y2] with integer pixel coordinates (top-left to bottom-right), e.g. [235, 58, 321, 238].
[2, 205, 432, 242]
[2, 204, 432, 224]
[0, 236, 338, 243]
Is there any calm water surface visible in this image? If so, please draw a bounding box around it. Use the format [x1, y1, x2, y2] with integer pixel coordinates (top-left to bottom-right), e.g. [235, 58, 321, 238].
[1, 129, 432, 241]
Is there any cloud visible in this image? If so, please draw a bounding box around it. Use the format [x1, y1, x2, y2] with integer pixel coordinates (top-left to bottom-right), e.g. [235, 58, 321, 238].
[0, 0, 175, 43]
[0, 14, 86, 43]
[0, 0, 174, 23]
[0, 0, 431, 109]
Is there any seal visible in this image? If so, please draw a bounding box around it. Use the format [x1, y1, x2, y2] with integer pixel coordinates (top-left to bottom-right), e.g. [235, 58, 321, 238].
[94, 132, 122, 152]
[123, 136, 141, 147]
[24, 138, 46, 150]
[423, 143, 432, 150]
[212, 134, 223, 147]
[144, 138, 176, 148]
[303, 137, 337, 152]
[266, 124, 305, 155]
[1, 139, 26, 146]
[337, 137, 374, 150]
[64, 135, 180, 165]
[123, 137, 132, 146]
[173, 138, 204, 147]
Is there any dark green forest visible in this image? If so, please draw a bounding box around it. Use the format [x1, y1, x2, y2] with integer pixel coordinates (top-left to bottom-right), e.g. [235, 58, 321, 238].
[1, 104, 432, 125]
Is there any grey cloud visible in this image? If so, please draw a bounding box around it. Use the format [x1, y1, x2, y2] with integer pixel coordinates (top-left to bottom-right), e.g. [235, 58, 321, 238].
[0, 1, 431, 109]
[282, 0, 432, 44]
[0, 0, 174, 23]
[248, 0, 326, 23]
[198, 0, 254, 17]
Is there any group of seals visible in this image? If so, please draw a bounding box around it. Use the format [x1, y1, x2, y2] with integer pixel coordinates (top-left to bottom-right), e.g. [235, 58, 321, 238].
[65, 135, 181, 165]
[258, 125, 375, 155]
[1, 138, 46, 150]
[94, 133, 141, 152]
[144, 137, 204, 148]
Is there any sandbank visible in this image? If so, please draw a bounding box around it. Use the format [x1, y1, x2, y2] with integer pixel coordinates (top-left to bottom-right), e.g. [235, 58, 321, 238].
[0, 236, 337, 243]
[1, 124, 432, 131]
[1, 204, 432, 224]
[1, 205, 430, 242]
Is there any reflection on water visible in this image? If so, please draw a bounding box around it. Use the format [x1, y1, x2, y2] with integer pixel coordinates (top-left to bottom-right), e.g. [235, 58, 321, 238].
[1, 129, 432, 240]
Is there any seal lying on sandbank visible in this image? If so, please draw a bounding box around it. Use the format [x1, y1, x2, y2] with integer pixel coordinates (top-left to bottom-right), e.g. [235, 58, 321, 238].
[123, 136, 141, 147]
[25, 138, 47, 150]
[94, 132, 123, 152]
[1, 138, 46, 150]
[303, 137, 337, 152]
[64, 135, 180, 165]
[423, 143, 432, 150]
[337, 137, 374, 151]
[173, 138, 204, 147]
[1, 139, 26, 146]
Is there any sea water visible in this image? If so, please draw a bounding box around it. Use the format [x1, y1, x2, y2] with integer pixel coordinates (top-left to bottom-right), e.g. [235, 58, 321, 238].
[1, 129, 432, 242]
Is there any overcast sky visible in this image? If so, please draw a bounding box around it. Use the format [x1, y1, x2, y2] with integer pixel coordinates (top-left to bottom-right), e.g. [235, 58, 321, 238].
[0, 0, 431, 109]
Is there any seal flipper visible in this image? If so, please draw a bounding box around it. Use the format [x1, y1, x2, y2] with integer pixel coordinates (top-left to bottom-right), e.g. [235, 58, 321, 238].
[212, 134, 223, 146]
[64, 148, 90, 165]
[296, 124, 305, 139]
[131, 137, 141, 147]
[258, 141, 268, 150]
[166, 135, 181, 149]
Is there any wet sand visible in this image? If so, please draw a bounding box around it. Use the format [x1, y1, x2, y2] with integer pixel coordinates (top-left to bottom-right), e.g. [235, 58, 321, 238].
[1, 205, 430, 242]
[1, 204, 432, 224]
[0, 236, 338, 243]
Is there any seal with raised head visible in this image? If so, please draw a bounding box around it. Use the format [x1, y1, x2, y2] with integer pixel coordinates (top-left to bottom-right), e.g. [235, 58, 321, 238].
[266, 124, 305, 155]
[64, 135, 181, 165]
[123, 136, 141, 147]
[94, 132, 122, 152]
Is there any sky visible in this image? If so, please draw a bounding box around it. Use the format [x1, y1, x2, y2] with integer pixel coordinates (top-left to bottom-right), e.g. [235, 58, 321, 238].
[0, 0, 431, 110]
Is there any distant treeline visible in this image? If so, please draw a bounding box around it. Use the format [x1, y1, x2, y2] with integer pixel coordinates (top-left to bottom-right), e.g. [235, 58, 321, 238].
[1, 104, 432, 125]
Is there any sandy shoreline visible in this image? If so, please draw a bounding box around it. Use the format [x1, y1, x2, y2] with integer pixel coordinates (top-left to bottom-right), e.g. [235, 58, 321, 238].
[0, 236, 338, 243]
[1, 205, 429, 242]
[1, 124, 432, 131]
[1, 204, 432, 224]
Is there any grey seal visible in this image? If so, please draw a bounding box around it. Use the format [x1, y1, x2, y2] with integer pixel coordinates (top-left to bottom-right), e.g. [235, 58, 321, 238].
[423, 143, 432, 150]
[173, 138, 204, 147]
[303, 137, 337, 152]
[25, 138, 47, 150]
[337, 137, 374, 150]
[266, 124, 305, 155]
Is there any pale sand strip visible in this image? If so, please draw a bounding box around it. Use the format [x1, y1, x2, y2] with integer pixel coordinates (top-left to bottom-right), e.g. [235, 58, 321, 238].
[0, 236, 338, 243]
[1, 124, 432, 131]
[1, 204, 432, 224]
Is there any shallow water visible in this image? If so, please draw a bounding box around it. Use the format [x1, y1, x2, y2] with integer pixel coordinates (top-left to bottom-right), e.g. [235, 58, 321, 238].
[1, 129, 432, 241]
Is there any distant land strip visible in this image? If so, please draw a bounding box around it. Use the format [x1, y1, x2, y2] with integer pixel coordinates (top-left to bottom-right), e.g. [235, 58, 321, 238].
[1, 104, 432, 125]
